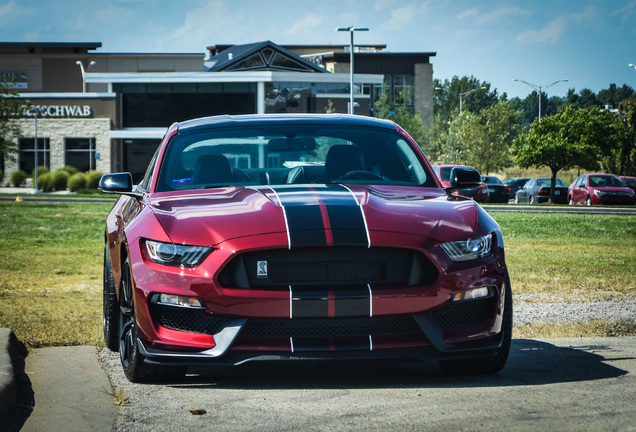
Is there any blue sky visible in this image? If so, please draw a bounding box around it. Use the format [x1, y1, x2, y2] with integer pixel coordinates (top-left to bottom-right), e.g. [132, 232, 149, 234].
[2, 0, 635, 100]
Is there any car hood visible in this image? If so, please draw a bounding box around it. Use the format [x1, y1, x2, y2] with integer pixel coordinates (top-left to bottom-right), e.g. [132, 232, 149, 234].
[593, 186, 633, 193]
[146, 185, 480, 247]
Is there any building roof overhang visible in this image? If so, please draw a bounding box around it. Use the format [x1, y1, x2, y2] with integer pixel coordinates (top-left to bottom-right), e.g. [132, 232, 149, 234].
[86, 71, 385, 85]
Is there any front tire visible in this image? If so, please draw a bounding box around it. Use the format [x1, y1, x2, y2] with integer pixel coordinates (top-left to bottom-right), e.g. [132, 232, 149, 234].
[103, 244, 119, 351]
[438, 271, 513, 375]
[118, 258, 186, 383]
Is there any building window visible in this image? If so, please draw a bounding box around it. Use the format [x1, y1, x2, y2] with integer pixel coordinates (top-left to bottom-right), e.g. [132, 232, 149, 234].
[123, 139, 161, 184]
[65, 138, 96, 172]
[18, 138, 50, 174]
[393, 74, 414, 108]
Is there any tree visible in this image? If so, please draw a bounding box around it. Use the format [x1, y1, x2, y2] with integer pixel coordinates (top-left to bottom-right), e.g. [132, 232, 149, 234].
[512, 106, 618, 203]
[374, 87, 426, 145]
[602, 100, 636, 176]
[567, 88, 601, 109]
[445, 111, 482, 165]
[474, 101, 520, 174]
[433, 75, 498, 122]
[0, 82, 30, 162]
[597, 84, 635, 108]
[509, 91, 566, 126]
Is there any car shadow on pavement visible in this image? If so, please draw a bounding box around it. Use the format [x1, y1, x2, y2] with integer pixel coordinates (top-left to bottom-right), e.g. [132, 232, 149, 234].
[167, 338, 628, 390]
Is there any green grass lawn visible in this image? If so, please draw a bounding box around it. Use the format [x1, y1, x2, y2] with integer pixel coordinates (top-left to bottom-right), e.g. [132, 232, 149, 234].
[0, 201, 634, 347]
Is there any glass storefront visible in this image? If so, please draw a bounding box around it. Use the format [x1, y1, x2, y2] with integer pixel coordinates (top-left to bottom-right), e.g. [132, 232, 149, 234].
[123, 139, 161, 183]
[264, 82, 370, 114]
[65, 137, 96, 172]
[116, 83, 257, 127]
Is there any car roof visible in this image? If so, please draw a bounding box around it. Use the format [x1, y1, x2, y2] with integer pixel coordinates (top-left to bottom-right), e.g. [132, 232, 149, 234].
[175, 114, 400, 134]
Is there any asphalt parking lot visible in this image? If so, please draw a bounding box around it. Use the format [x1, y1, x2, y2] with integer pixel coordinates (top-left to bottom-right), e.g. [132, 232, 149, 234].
[100, 337, 636, 432]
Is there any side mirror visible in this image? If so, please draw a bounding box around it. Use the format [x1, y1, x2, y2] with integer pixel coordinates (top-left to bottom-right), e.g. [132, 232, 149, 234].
[99, 173, 141, 197]
[446, 167, 482, 193]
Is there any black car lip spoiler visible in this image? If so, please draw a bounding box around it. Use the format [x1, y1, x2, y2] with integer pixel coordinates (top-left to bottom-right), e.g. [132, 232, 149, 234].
[136, 313, 504, 367]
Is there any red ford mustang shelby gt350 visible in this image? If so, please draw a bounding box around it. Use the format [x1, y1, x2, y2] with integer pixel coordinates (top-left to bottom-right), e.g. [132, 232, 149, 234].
[100, 114, 512, 382]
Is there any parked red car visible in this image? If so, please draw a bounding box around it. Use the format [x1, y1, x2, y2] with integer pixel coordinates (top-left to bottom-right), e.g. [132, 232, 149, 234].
[100, 114, 511, 382]
[431, 164, 489, 202]
[568, 173, 636, 206]
[620, 176, 636, 195]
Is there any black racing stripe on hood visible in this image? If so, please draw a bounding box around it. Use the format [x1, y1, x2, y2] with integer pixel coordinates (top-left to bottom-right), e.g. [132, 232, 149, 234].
[271, 185, 368, 249]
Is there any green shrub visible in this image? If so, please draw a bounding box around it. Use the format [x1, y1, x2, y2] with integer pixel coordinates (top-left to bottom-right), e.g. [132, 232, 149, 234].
[68, 173, 87, 192]
[37, 172, 54, 192]
[86, 170, 104, 190]
[32, 166, 50, 182]
[53, 170, 70, 191]
[62, 165, 78, 176]
[10, 170, 28, 187]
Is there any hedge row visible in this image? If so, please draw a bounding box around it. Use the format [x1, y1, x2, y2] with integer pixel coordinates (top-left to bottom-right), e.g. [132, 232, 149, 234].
[9, 167, 103, 192]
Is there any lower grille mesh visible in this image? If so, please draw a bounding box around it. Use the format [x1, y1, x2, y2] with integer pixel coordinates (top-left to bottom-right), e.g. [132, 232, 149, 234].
[432, 297, 495, 329]
[150, 304, 226, 335]
[239, 316, 421, 339]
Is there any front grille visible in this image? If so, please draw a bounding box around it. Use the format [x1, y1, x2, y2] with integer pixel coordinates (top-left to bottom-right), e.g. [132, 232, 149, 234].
[218, 247, 438, 289]
[432, 297, 495, 329]
[239, 316, 421, 339]
[150, 304, 227, 335]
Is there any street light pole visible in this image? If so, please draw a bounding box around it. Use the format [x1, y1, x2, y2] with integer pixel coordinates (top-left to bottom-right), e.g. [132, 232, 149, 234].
[76, 60, 96, 93]
[513, 78, 568, 121]
[32, 107, 46, 194]
[337, 26, 369, 114]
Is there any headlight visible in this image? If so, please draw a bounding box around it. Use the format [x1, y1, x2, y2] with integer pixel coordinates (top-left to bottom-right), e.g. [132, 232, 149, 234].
[594, 189, 606, 196]
[440, 234, 493, 262]
[144, 240, 212, 267]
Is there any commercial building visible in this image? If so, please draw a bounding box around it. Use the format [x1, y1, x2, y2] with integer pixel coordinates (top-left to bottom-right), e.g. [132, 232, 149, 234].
[1, 41, 435, 183]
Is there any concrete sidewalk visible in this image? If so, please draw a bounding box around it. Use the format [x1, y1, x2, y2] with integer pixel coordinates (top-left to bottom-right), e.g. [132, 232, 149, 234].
[0, 329, 117, 432]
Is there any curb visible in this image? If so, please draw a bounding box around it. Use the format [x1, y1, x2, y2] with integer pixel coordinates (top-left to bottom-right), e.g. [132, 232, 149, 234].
[0, 328, 28, 431]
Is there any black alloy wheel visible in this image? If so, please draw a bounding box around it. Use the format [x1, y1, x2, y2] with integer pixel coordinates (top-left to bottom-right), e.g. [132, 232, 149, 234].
[118, 257, 187, 383]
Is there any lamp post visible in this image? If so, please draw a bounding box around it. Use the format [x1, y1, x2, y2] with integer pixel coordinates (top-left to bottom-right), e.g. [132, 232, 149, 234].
[513, 78, 568, 121]
[435, 87, 487, 114]
[337, 26, 369, 114]
[32, 106, 46, 194]
[76, 60, 96, 93]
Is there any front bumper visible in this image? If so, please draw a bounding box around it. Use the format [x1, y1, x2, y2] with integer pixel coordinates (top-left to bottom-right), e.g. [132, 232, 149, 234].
[136, 310, 507, 366]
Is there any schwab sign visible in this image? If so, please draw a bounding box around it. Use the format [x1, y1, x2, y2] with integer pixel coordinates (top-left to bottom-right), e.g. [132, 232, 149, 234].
[26, 105, 92, 118]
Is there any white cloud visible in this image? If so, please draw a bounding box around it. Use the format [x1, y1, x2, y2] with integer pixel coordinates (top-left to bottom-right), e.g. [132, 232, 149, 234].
[612, 0, 636, 20]
[380, 4, 419, 32]
[286, 13, 324, 35]
[457, 8, 478, 20]
[167, 0, 240, 50]
[0, 0, 32, 25]
[474, 7, 533, 26]
[516, 16, 568, 44]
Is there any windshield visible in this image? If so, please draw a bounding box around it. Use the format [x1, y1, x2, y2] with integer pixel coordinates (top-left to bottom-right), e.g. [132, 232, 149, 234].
[536, 178, 567, 187]
[589, 175, 625, 187]
[155, 124, 436, 192]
